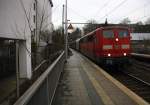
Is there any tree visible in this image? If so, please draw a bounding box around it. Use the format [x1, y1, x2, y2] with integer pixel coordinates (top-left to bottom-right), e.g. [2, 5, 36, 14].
[18, 0, 53, 46]
[40, 30, 52, 44]
[136, 21, 143, 25]
[120, 18, 131, 24]
[52, 26, 64, 45]
[18, 0, 54, 68]
[68, 28, 81, 42]
[50, 26, 64, 53]
[83, 20, 98, 34]
[145, 18, 150, 24]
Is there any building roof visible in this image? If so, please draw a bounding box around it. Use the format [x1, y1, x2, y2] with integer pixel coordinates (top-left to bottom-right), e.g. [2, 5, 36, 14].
[131, 33, 150, 40]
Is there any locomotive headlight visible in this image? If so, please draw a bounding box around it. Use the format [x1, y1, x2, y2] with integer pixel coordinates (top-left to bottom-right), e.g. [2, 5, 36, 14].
[123, 53, 127, 56]
[115, 38, 119, 41]
[108, 53, 111, 57]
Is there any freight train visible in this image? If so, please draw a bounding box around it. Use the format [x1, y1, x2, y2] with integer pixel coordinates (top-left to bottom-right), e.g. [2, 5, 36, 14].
[71, 26, 131, 66]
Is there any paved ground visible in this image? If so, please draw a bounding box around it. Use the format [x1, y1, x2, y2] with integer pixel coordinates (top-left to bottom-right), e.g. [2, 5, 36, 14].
[52, 52, 92, 105]
[52, 50, 148, 105]
[0, 75, 16, 104]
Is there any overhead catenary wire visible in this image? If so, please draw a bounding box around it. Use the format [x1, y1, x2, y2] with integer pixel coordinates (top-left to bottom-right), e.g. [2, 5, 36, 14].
[132, 15, 150, 23]
[117, 2, 150, 23]
[98, 0, 128, 21]
[55, 0, 127, 25]
[52, 0, 150, 28]
[67, 6, 90, 21]
[92, 0, 111, 19]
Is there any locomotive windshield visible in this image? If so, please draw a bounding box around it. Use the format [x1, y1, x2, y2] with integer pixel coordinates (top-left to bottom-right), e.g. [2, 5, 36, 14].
[118, 30, 128, 38]
[103, 30, 114, 38]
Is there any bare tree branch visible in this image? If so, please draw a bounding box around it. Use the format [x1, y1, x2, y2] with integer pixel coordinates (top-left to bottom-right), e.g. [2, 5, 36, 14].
[19, 0, 32, 33]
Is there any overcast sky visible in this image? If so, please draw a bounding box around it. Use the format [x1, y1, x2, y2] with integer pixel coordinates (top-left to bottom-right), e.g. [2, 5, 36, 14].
[52, 0, 150, 28]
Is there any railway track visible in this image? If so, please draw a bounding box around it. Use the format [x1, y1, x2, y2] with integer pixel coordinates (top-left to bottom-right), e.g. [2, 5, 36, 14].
[127, 59, 150, 84]
[109, 70, 150, 103]
[101, 55, 150, 103]
[131, 59, 150, 72]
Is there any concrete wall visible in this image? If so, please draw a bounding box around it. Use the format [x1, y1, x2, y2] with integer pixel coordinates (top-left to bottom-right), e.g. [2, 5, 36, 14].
[0, 0, 53, 79]
[0, 0, 35, 79]
[0, 0, 35, 40]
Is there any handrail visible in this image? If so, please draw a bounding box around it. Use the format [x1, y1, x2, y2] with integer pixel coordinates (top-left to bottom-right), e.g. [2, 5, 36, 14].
[14, 51, 65, 105]
[33, 60, 47, 72]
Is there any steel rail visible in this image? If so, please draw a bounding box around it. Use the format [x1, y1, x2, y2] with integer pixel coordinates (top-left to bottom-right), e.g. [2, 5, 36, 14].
[122, 71, 150, 87]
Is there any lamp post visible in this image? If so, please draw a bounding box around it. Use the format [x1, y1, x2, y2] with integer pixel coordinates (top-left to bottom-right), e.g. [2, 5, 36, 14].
[65, 0, 68, 61]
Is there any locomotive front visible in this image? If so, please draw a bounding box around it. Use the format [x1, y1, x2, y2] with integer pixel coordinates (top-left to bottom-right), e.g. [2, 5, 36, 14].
[100, 27, 131, 65]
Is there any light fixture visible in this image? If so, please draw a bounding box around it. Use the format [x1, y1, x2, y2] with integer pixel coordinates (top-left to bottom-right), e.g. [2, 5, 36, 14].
[115, 38, 119, 41]
[108, 53, 111, 57]
[123, 53, 127, 56]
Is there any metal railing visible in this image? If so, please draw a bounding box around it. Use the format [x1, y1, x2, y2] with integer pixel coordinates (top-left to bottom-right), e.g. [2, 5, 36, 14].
[14, 51, 65, 105]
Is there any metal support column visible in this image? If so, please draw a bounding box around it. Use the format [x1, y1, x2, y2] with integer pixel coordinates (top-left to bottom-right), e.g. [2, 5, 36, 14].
[62, 5, 65, 36]
[65, 0, 68, 61]
[16, 40, 20, 98]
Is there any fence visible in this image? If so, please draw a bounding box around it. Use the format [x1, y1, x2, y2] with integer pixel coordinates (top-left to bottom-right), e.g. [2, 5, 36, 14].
[0, 43, 16, 77]
[32, 43, 64, 69]
[14, 51, 65, 105]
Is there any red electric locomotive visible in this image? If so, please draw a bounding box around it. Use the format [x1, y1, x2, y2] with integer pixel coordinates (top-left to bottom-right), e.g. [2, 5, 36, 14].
[79, 26, 131, 65]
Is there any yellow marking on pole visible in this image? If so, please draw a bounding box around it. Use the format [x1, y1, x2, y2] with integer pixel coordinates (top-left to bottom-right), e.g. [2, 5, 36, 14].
[81, 61, 115, 105]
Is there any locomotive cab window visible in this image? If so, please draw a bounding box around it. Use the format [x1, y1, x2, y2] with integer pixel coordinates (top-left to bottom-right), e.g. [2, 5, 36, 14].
[103, 30, 114, 38]
[118, 30, 128, 38]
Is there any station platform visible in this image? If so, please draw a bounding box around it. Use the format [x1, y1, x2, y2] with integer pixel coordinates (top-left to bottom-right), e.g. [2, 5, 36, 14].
[52, 50, 149, 105]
